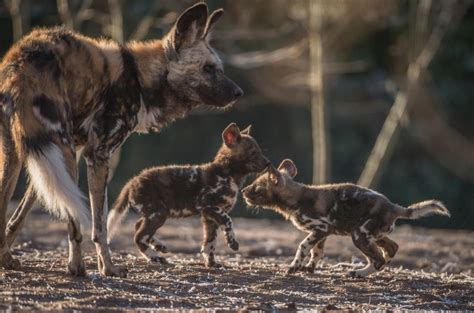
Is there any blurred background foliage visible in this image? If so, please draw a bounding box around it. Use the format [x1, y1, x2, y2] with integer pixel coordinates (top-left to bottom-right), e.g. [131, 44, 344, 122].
[1, 0, 473, 229]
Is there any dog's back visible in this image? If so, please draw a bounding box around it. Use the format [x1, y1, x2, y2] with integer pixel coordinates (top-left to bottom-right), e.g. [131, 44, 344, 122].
[0, 27, 109, 226]
[107, 165, 203, 235]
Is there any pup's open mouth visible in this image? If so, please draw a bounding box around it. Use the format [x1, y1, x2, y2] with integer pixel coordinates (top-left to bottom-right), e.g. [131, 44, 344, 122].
[243, 195, 257, 208]
[243, 196, 260, 213]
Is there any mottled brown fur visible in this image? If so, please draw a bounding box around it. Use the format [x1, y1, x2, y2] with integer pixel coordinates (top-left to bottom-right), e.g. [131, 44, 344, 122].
[108, 123, 269, 267]
[242, 159, 450, 277]
[0, 3, 242, 277]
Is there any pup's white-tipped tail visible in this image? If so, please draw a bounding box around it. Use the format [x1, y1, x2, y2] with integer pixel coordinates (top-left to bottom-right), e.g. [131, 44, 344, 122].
[107, 185, 131, 242]
[26, 144, 90, 228]
[397, 200, 450, 220]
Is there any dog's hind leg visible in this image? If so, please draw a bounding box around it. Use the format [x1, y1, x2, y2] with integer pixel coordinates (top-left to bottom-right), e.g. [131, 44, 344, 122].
[62, 150, 87, 276]
[134, 212, 168, 264]
[376, 236, 398, 263]
[0, 119, 22, 270]
[350, 228, 386, 278]
[67, 217, 86, 276]
[6, 184, 36, 247]
[6, 185, 86, 276]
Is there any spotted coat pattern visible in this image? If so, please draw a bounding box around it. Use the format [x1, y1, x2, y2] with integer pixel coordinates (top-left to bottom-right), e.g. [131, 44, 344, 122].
[0, 3, 243, 277]
[242, 160, 450, 277]
[108, 124, 269, 267]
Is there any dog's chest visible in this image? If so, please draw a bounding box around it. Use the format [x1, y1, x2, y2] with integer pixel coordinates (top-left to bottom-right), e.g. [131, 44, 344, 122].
[74, 48, 143, 152]
[291, 212, 334, 234]
[198, 176, 239, 211]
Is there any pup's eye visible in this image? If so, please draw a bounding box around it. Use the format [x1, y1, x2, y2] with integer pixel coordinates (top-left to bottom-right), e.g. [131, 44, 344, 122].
[203, 64, 215, 73]
[255, 186, 264, 193]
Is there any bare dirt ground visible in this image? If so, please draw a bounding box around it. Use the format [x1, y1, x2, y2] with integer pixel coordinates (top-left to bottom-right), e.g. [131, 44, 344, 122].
[1, 210, 473, 311]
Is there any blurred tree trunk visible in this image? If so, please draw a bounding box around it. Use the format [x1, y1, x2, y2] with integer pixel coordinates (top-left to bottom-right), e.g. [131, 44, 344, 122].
[358, 0, 462, 188]
[108, 0, 124, 43]
[56, 0, 74, 29]
[4, 0, 29, 41]
[309, 0, 329, 184]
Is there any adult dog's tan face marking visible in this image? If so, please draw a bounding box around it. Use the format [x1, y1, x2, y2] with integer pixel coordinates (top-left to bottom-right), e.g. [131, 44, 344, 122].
[165, 4, 243, 107]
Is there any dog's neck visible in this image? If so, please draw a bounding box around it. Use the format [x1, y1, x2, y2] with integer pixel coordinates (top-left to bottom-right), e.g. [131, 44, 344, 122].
[126, 40, 199, 133]
[265, 182, 312, 218]
[208, 151, 253, 186]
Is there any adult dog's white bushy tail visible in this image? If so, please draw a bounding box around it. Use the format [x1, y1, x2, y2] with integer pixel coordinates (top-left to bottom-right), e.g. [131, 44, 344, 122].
[396, 200, 450, 220]
[26, 143, 90, 228]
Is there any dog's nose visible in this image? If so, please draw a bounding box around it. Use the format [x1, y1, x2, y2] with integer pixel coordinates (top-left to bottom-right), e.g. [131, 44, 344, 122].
[233, 86, 244, 99]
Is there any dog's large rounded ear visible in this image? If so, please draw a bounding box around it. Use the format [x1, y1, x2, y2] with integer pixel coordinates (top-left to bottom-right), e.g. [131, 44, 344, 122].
[203, 8, 224, 39]
[240, 125, 252, 135]
[222, 123, 241, 148]
[278, 159, 297, 178]
[268, 165, 282, 185]
[173, 3, 208, 51]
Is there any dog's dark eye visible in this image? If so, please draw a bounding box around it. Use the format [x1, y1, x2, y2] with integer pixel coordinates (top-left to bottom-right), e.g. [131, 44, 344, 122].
[203, 64, 215, 74]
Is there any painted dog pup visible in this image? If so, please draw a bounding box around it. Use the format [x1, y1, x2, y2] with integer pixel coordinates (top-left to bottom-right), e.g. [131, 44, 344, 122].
[108, 123, 269, 267]
[242, 159, 450, 277]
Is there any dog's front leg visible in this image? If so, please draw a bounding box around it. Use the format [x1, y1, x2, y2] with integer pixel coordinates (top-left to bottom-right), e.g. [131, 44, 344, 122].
[6, 184, 36, 247]
[202, 207, 239, 252]
[287, 231, 325, 274]
[85, 153, 127, 277]
[200, 214, 219, 267]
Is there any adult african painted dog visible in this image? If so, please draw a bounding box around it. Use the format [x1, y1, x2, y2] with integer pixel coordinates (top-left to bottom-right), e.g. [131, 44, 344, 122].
[242, 159, 450, 277]
[107, 123, 269, 267]
[0, 3, 243, 277]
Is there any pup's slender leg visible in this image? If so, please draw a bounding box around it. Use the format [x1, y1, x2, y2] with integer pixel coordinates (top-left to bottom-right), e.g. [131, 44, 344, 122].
[304, 237, 326, 273]
[287, 231, 325, 274]
[201, 206, 239, 251]
[134, 212, 168, 264]
[376, 236, 399, 263]
[350, 229, 386, 278]
[200, 214, 219, 267]
[0, 123, 22, 270]
[6, 185, 36, 247]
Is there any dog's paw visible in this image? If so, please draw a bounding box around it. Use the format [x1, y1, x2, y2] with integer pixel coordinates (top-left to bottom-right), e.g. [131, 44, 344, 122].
[205, 260, 223, 268]
[153, 244, 169, 254]
[0, 253, 21, 270]
[303, 265, 315, 274]
[348, 267, 375, 278]
[68, 260, 86, 277]
[101, 264, 128, 278]
[286, 266, 299, 275]
[228, 240, 239, 251]
[150, 256, 169, 265]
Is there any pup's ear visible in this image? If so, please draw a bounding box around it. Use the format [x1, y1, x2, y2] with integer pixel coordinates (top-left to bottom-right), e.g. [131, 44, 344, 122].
[171, 3, 208, 52]
[268, 165, 282, 185]
[222, 123, 241, 148]
[203, 8, 224, 39]
[240, 125, 252, 135]
[278, 159, 297, 178]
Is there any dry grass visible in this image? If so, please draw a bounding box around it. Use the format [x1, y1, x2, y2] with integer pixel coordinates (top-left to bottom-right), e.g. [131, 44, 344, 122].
[1, 212, 473, 310]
